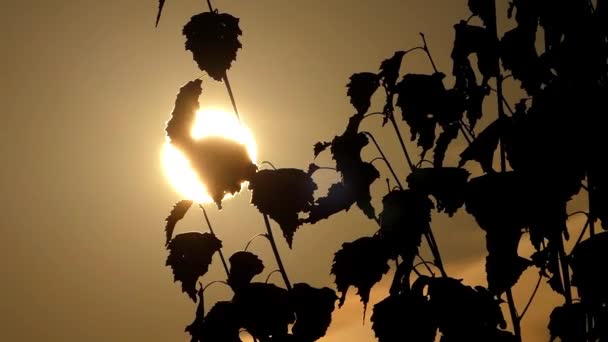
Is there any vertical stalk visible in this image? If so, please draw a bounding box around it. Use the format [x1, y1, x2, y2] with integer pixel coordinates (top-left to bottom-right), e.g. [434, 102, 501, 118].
[387, 114, 415, 171]
[489, 1, 520, 339]
[557, 237, 573, 305]
[200, 205, 231, 277]
[262, 214, 292, 290]
[425, 230, 448, 277]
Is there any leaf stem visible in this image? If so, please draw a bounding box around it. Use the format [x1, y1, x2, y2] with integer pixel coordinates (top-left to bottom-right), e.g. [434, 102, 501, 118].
[262, 214, 292, 290]
[424, 230, 448, 278]
[362, 131, 403, 189]
[243, 233, 270, 252]
[557, 237, 573, 305]
[518, 272, 543, 320]
[264, 269, 282, 284]
[419, 33, 439, 73]
[506, 289, 522, 338]
[199, 205, 231, 278]
[387, 113, 416, 172]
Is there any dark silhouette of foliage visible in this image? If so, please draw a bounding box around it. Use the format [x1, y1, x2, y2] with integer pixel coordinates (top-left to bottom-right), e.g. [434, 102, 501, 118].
[249, 168, 317, 247]
[165, 200, 193, 246]
[183, 12, 242, 81]
[166, 232, 222, 301]
[157, 0, 608, 340]
[290, 283, 338, 341]
[347, 72, 380, 115]
[331, 236, 391, 313]
[227, 251, 264, 291]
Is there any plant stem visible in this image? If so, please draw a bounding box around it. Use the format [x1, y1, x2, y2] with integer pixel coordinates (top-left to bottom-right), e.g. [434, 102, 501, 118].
[419, 33, 439, 73]
[506, 289, 522, 338]
[262, 214, 292, 290]
[425, 230, 448, 277]
[387, 114, 415, 171]
[362, 131, 403, 189]
[519, 272, 543, 320]
[557, 237, 573, 305]
[199, 205, 231, 278]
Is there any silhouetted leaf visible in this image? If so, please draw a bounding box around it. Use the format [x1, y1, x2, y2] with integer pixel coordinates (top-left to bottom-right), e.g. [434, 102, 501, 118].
[165, 79, 202, 148]
[166, 232, 222, 301]
[500, 26, 546, 94]
[249, 168, 317, 247]
[200, 301, 242, 342]
[332, 236, 391, 314]
[290, 283, 338, 341]
[183, 12, 242, 81]
[549, 304, 588, 342]
[313, 142, 331, 158]
[185, 286, 206, 342]
[452, 21, 497, 84]
[304, 182, 356, 224]
[165, 200, 193, 246]
[485, 230, 532, 295]
[233, 283, 295, 341]
[228, 251, 264, 291]
[464, 84, 490, 130]
[395, 72, 446, 153]
[155, 0, 166, 27]
[570, 232, 608, 304]
[347, 72, 380, 115]
[379, 51, 406, 93]
[433, 124, 459, 168]
[458, 118, 503, 173]
[190, 137, 257, 208]
[371, 292, 437, 342]
[406, 167, 470, 216]
[468, 0, 493, 26]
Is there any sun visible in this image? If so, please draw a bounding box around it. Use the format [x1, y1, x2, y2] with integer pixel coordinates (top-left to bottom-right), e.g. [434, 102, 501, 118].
[162, 108, 257, 203]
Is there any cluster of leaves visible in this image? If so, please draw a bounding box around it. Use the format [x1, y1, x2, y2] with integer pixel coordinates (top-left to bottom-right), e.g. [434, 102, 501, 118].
[157, 0, 608, 341]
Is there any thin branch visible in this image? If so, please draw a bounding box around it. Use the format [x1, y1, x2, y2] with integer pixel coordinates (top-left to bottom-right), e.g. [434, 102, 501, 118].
[199, 205, 230, 277]
[572, 218, 591, 253]
[362, 131, 404, 189]
[387, 114, 416, 171]
[519, 272, 543, 320]
[265, 269, 282, 284]
[260, 161, 278, 170]
[203, 280, 231, 292]
[262, 214, 292, 290]
[414, 254, 436, 276]
[243, 233, 269, 252]
[419, 33, 439, 73]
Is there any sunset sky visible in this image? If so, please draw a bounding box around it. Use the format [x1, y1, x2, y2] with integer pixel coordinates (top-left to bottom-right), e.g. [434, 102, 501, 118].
[2, 0, 587, 341]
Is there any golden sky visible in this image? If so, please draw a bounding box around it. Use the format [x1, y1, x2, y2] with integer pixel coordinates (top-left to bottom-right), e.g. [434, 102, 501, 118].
[1, 0, 587, 341]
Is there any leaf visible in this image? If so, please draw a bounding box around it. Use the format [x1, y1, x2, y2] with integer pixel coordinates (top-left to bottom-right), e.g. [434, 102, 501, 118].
[185, 286, 206, 342]
[451, 21, 497, 84]
[313, 141, 331, 158]
[227, 251, 264, 291]
[164, 200, 193, 246]
[304, 182, 356, 224]
[485, 229, 532, 295]
[378, 51, 406, 93]
[249, 168, 317, 247]
[290, 283, 338, 341]
[166, 232, 222, 301]
[464, 84, 490, 130]
[155, 0, 166, 27]
[395, 72, 446, 153]
[188, 137, 257, 209]
[467, 0, 493, 26]
[346, 72, 380, 114]
[458, 118, 503, 173]
[233, 282, 295, 341]
[331, 236, 391, 314]
[570, 232, 608, 304]
[183, 12, 242, 81]
[500, 26, 546, 94]
[165, 79, 202, 149]
[549, 304, 588, 342]
[406, 167, 470, 216]
[192, 301, 243, 342]
[371, 292, 437, 342]
[433, 124, 459, 168]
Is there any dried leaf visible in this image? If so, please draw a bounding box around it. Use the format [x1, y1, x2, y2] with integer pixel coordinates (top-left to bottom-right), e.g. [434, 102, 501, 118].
[313, 141, 331, 158]
[304, 182, 356, 224]
[165, 79, 202, 149]
[249, 168, 317, 247]
[500, 26, 546, 94]
[485, 230, 532, 295]
[290, 283, 338, 341]
[228, 251, 264, 291]
[371, 293, 436, 342]
[549, 304, 588, 342]
[164, 200, 193, 246]
[452, 21, 497, 84]
[331, 236, 391, 314]
[347, 72, 380, 115]
[406, 167, 470, 216]
[188, 137, 257, 209]
[570, 232, 608, 304]
[183, 12, 242, 81]
[433, 124, 459, 168]
[379, 51, 406, 93]
[199, 301, 242, 342]
[233, 283, 295, 341]
[155, 0, 166, 27]
[468, 0, 493, 26]
[166, 232, 222, 301]
[458, 118, 503, 173]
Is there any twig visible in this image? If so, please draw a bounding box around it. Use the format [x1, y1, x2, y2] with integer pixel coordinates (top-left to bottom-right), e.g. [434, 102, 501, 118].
[203, 280, 231, 292]
[387, 113, 416, 171]
[199, 205, 230, 277]
[262, 214, 292, 290]
[260, 161, 278, 170]
[419, 33, 439, 73]
[243, 233, 269, 252]
[519, 272, 543, 320]
[265, 269, 282, 284]
[362, 131, 403, 189]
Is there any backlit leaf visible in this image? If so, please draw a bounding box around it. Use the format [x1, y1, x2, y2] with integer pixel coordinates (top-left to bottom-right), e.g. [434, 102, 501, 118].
[468, 0, 493, 26]
[164, 200, 193, 246]
[304, 182, 356, 224]
[347, 72, 380, 115]
[452, 21, 497, 84]
[500, 26, 546, 94]
[371, 292, 436, 342]
[249, 168, 317, 247]
[485, 230, 531, 295]
[183, 12, 242, 81]
[290, 283, 338, 341]
[313, 142, 331, 158]
[458, 118, 503, 173]
[379, 51, 406, 93]
[166, 232, 222, 301]
[228, 251, 264, 291]
[406, 167, 470, 216]
[549, 304, 588, 342]
[331, 236, 391, 314]
[165, 79, 202, 149]
[570, 232, 608, 304]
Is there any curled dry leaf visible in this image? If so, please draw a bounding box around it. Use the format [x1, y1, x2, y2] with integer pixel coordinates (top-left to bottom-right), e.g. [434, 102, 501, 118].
[228, 251, 264, 291]
[249, 168, 317, 247]
[164, 200, 193, 246]
[183, 12, 242, 81]
[371, 292, 437, 342]
[346, 72, 380, 115]
[406, 167, 470, 216]
[290, 283, 338, 341]
[378, 51, 406, 93]
[166, 232, 222, 301]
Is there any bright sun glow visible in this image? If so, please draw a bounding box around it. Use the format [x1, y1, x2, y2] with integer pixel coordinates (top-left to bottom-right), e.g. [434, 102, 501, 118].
[162, 108, 257, 203]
